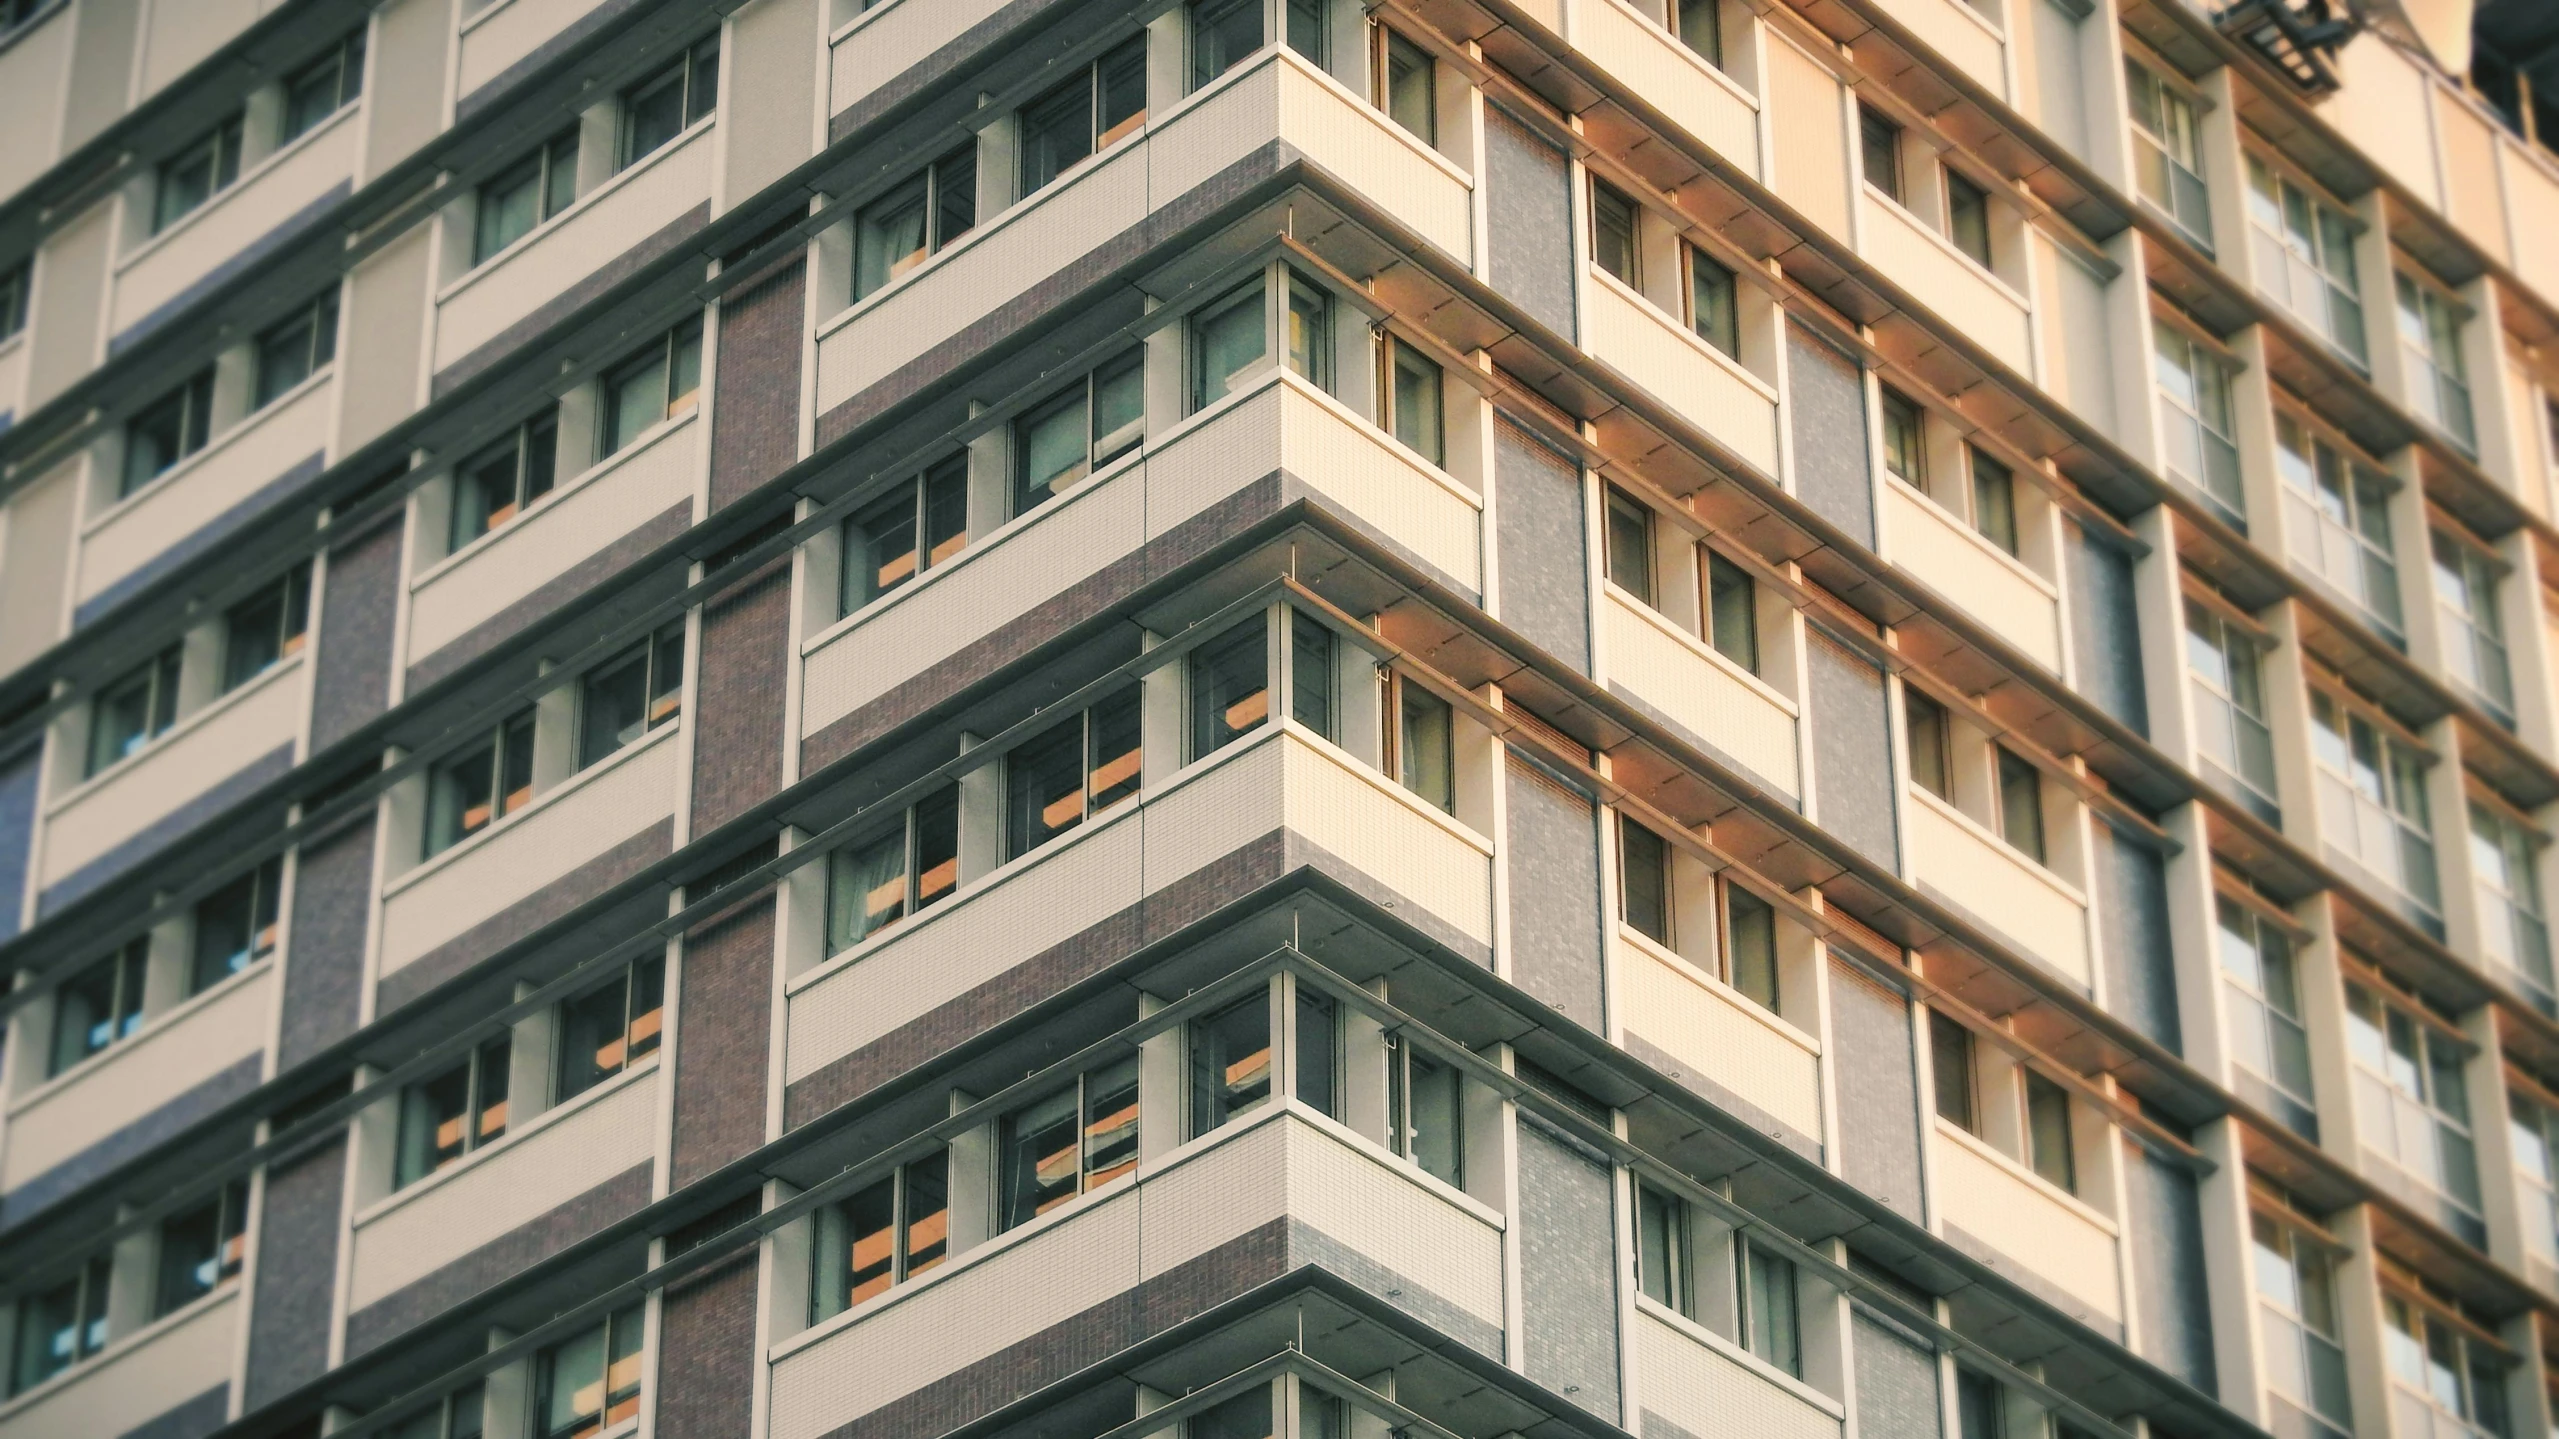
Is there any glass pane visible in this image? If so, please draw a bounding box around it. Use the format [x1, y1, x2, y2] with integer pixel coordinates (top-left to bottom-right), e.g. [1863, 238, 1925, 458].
[1620, 819, 1670, 945]
[827, 828, 909, 953]
[1707, 552, 1758, 672]
[538, 1325, 607, 1439]
[555, 973, 631, 1102]
[905, 1153, 949, 1276]
[1287, 276, 1331, 390]
[397, 1062, 472, 1187]
[914, 788, 961, 910]
[1092, 352, 1146, 465]
[1191, 0, 1263, 89]
[578, 646, 652, 768]
[1389, 340, 1444, 463]
[1192, 283, 1266, 407]
[1591, 182, 1638, 283]
[1637, 1183, 1683, 1313]
[1290, 617, 1334, 739]
[1002, 1085, 1081, 1227]
[1018, 75, 1093, 194]
[1296, 989, 1338, 1118]
[846, 485, 922, 610]
[1384, 30, 1436, 142]
[1399, 687, 1454, 812]
[1746, 1244, 1801, 1377]
[854, 174, 930, 300]
[1406, 1047, 1463, 1186]
[1606, 491, 1653, 601]
[1189, 995, 1272, 1138]
[1189, 620, 1269, 758]
[1098, 36, 1149, 145]
[838, 1174, 897, 1307]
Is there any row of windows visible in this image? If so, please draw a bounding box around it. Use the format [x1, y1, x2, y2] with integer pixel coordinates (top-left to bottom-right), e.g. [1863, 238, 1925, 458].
[118, 289, 339, 500]
[147, 29, 367, 238]
[9, 1179, 247, 1396]
[81, 563, 309, 780]
[45, 855, 281, 1080]
[469, 38, 718, 266]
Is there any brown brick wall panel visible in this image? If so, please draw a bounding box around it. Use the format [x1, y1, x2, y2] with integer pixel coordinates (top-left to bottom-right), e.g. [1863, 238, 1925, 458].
[375, 820, 673, 1014]
[654, 1250, 760, 1439]
[672, 899, 776, 1188]
[311, 517, 404, 749]
[404, 501, 692, 694]
[279, 821, 375, 1068]
[243, 1138, 347, 1408]
[710, 259, 806, 512]
[690, 558, 792, 834]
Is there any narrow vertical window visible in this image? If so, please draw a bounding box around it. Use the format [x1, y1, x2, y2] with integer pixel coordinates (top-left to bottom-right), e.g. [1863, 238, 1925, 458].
[475, 128, 580, 264]
[533, 1305, 646, 1439]
[1385, 338, 1445, 464]
[281, 30, 366, 144]
[620, 37, 718, 169]
[1859, 105, 1902, 202]
[190, 856, 284, 993]
[1955, 1371, 2002, 1439]
[254, 289, 340, 407]
[1189, 994, 1273, 1138]
[451, 408, 561, 550]
[600, 319, 703, 457]
[220, 563, 313, 692]
[1190, 280, 1267, 410]
[1296, 987, 1339, 1118]
[1190, 0, 1263, 88]
[809, 1152, 949, 1320]
[1620, 817, 1671, 946]
[554, 956, 665, 1102]
[423, 707, 537, 855]
[1726, 885, 1778, 1010]
[1287, 273, 1333, 391]
[1188, 618, 1270, 759]
[1285, 0, 1325, 64]
[2024, 1071, 2075, 1191]
[1946, 169, 1992, 266]
[1742, 1241, 1802, 1377]
[1675, 0, 1722, 65]
[1605, 488, 1655, 602]
[1931, 1009, 1976, 1131]
[395, 1036, 512, 1187]
[1995, 747, 2046, 864]
[49, 941, 147, 1077]
[1636, 1181, 1693, 1316]
[1903, 689, 1951, 801]
[154, 112, 246, 233]
[87, 646, 184, 776]
[1591, 180, 1640, 285]
[1706, 551, 1758, 673]
[122, 369, 216, 496]
[1878, 386, 1926, 487]
[1688, 248, 1738, 357]
[1390, 1037, 1465, 1187]
[1398, 682, 1455, 813]
[153, 1179, 250, 1317]
[853, 148, 977, 301]
[1290, 614, 1335, 740]
[1380, 28, 1436, 143]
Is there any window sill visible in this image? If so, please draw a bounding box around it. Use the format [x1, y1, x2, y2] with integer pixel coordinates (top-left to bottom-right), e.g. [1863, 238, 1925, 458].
[410, 407, 698, 590]
[118, 105, 361, 275]
[49, 652, 306, 816]
[0, 1280, 238, 1421]
[353, 1054, 661, 1228]
[383, 720, 679, 899]
[8, 957, 274, 1116]
[83, 366, 338, 539]
[437, 115, 716, 304]
[1633, 1293, 1845, 1419]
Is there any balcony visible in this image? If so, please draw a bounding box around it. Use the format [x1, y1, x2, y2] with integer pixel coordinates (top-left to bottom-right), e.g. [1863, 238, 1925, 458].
[456, 0, 623, 108]
[766, 1109, 1505, 1438]
[406, 411, 699, 675]
[431, 121, 715, 378]
[1904, 786, 2090, 987]
[109, 108, 360, 350]
[1857, 190, 2031, 377]
[1617, 928, 1821, 1148]
[800, 374, 1481, 742]
[1889, 0, 2007, 103]
[828, 0, 1021, 122]
[375, 726, 681, 983]
[785, 728, 1495, 1095]
[346, 1062, 659, 1321]
[1879, 479, 2060, 671]
[1635, 1304, 1843, 1439]
[1601, 586, 1798, 799]
[0, 4, 71, 201]
[38, 655, 304, 911]
[0, 1285, 237, 1439]
[1, 962, 271, 1199]
[75, 372, 334, 626]
[813, 49, 1474, 416]
[1569, 0, 1760, 179]
[1931, 1118, 2122, 1329]
[1579, 271, 1782, 478]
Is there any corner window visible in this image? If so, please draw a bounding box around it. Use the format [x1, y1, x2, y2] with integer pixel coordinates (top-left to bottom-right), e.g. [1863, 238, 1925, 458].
[152, 1177, 249, 1317]
[1190, 993, 1273, 1138]
[1378, 27, 1436, 143]
[220, 562, 312, 693]
[1945, 168, 1992, 267]
[2246, 156, 2365, 367]
[475, 129, 579, 265]
[810, 1151, 948, 1319]
[1635, 1180, 1695, 1316]
[281, 30, 367, 145]
[825, 787, 960, 953]
[2471, 802, 2550, 1003]
[1290, 612, 1336, 740]
[2311, 692, 2439, 915]
[451, 408, 561, 550]
[10, 1254, 112, 1395]
[2218, 897, 2315, 1130]
[533, 1305, 646, 1439]
[1190, 0, 1263, 89]
[1955, 1370, 2003, 1439]
[424, 707, 537, 856]
[1604, 487, 1655, 602]
[577, 623, 685, 769]
[1188, 618, 1270, 759]
[620, 37, 719, 170]
[1930, 1009, 1975, 1132]
[254, 290, 339, 407]
[1019, 35, 1147, 197]
[1590, 178, 1639, 285]
[86, 646, 183, 777]
[190, 855, 283, 994]
[1858, 105, 1902, 203]
[1903, 688, 1951, 801]
[2185, 600, 2277, 811]
[1284, 0, 1325, 63]
[154, 113, 245, 234]
[1394, 678, 1454, 813]
[395, 1035, 512, 1188]
[122, 369, 216, 497]
[1016, 350, 1146, 514]
[853, 148, 976, 302]
[1383, 337, 1444, 464]
[556, 956, 665, 1103]
[48, 940, 146, 1077]
[599, 318, 703, 457]
[1387, 1034, 1464, 1187]
[1008, 687, 1144, 858]
[1000, 1058, 1140, 1229]
[844, 456, 967, 614]
[1877, 385, 1925, 486]
[1189, 281, 1267, 411]
[1705, 551, 1756, 673]
[1994, 747, 2045, 864]
[2277, 414, 2401, 635]
[1688, 248, 1738, 357]
[1742, 1240, 1801, 1377]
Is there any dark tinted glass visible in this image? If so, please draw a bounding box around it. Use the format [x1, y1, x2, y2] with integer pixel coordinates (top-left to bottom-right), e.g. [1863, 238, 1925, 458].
[1189, 620, 1269, 758]
[1621, 819, 1670, 944]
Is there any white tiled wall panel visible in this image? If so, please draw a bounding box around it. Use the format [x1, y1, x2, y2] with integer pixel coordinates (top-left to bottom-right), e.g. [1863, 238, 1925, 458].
[1904, 787, 2091, 986]
[1580, 272, 1782, 477]
[1880, 480, 2061, 670]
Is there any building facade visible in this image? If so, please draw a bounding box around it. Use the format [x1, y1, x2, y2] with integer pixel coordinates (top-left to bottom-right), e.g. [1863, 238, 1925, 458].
[0, 0, 2556, 1437]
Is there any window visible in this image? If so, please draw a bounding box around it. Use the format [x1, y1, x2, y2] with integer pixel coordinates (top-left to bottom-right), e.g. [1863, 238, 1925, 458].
[222, 563, 312, 693]
[155, 113, 245, 233]
[1903, 689, 1951, 801]
[2126, 63, 2211, 245]
[474, 129, 579, 264]
[451, 408, 561, 550]
[153, 1178, 249, 1317]
[10, 1253, 112, 1395]
[1189, 281, 1266, 411]
[1008, 687, 1143, 857]
[1878, 385, 1926, 486]
[1590, 179, 1639, 285]
[123, 368, 215, 497]
[2154, 320, 2243, 517]
[1742, 1240, 1801, 1378]
[2219, 897, 2316, 1132]
[533, 1305, 645, 1439]
[1688, 248, 1738, 357]
[2277, 415, 2401, 635]
[1994, 749, 2046, 864]
[2311, 693, 2439, 916]
[1286, 272, 1332, 391]
[1955, 1371, 2002, 1439]
[1387, 1033, 1463, 1187]
[1635, 1181, 1694, 1316]
[424, 707, 537, 857]
[0, 258, 27, 341]
[826, 788, 960, 953]
[577, 624, 685, 770]
[1383, 338, 1444, 464]
[1706, 551, 1757, 672]
[191, 856, 283, 994]
[810, 1151, 947, 1318]
[1605, 487, 1654, 602]
[2023, 1071, 2074, 1190]
[1290, 612, 1335, 740]
[853, 148, 976, 301]
[2384, 1295, 2510, 1439]
[1969, 447, 2018, 555]
[2396, 274, 2475, 453]
[2252, 1211, 2352, 1439]
[555, 956, 665, 1103]
[1379, 27, 1435, 143]
[2471, 803, 2551, 1006]
[1191, 0, 1262, 89]
[282, 30, 366, 144]
[1190, 994, 1273, 1138]
[1945, 169, 1992, 267]
[844, 456, 967, 613]
[1726, 885, 1778, 1010]
[1674, 0, 1722, 66]
[1395, 679, 1454, 813]
[1001, 1058, 1140, 1228]
[395, 1035, 512, 1187]
[385, 1384, 487, 1439]
[86, 645, 182, 777]
[2247, 156, 2366, 367]
[48, 940, 146, 1078]
[1189, 619, 1270, 760]
[1858, 105, 1902, 202]
[1016, 351, 1145, 514]
[1297, 985, 1340, 1119]
[2347, 981, 2483, 1242]
[2186, 600, 2277, 812]
[621, 38, 718, 169]
[2432, 534, 2512, 718]
[1019, 35, 1147, 196]
[1930, 1009, 1975, 1131]
[1284, 0, 1324, 64]
[1620, 816, 1670, 946]
[599, 319, 703, 456]
[2512, 1096, 2559, 1275]
[1194, 1384, 1275, 1439]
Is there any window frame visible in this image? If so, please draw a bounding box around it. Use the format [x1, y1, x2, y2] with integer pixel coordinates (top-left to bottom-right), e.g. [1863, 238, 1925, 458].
[574, 622, 686, 772]
[2276, 409, 2403, 637]
[280, 29, 368, 145]
[153, 111, 246, 235]
[1007, 684, 1145, 859]
[449, 406, 562, 553]
[121, 367, 217, 498]
[422, 706, 538, 857]
[598, 317, 704, 459]
[47, 938, 147, 1079]
[852, 146, 978, 303]
[532, 1303, 647, 1439]
[473, 127, 581, 267]
[618, 36, 720, 172]
[85, 644, 183, 778]
[553, 955, 666, 1104]
[189, 854, 285, 995]
[824, 786, 962, 955]
[393, 1033, 514, 1189]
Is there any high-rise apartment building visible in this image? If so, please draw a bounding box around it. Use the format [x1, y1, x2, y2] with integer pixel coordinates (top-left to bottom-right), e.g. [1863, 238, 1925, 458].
[1, 0, 2557, 1437]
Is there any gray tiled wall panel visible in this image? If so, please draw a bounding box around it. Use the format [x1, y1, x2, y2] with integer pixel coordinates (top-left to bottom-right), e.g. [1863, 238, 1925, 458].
[1484, 106, 1576, 340]
[1806, 630, 1898, 870]
[1494, 418, 1591, 672]
[1784, 324, 1872, 548]
[2125, 1140, 2217, 1393]
[1852, 1313, 1942, 1439]
[1505, 756, 1605, 1031]
[1829, 964, 1924, 1220]
[2065, 520, 2149, 736]
[1518, 1117, 1621, 1421]
[2093, 820, 2181, 1055]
